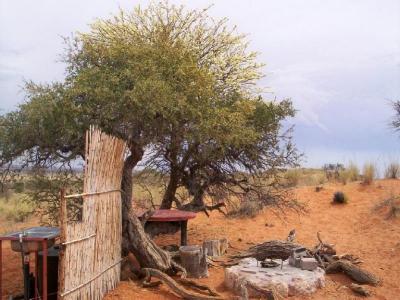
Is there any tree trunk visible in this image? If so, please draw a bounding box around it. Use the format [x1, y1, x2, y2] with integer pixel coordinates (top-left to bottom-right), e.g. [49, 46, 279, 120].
[121, 150, 175, 274]
[202, 238, 228, 257]
[160, 167, 179, 209]
[182, 184, 206, 211]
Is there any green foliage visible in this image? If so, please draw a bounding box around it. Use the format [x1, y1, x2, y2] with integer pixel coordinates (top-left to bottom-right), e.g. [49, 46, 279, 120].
[362, 163, 376, 185]
[24, 171, 83, 225]
[385, 162, 400, 179]
[333, 191, 348, 204]
[0, 1, 299, 218]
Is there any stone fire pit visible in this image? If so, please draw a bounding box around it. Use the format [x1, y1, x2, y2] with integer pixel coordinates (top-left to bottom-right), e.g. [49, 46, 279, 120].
[225, 258, 325, 298]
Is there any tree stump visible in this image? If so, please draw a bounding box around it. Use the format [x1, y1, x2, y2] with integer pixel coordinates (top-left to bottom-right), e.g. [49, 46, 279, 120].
[179, 245, 208, 278]
[202, 238, 228, 257]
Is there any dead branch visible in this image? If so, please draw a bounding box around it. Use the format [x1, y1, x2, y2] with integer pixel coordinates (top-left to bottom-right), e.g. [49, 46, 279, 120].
[315, 232, 336, 255]
[326, 260, 380, 285]
[333, 254, 363, 265]
[349, 283, 371, 297]
[142, 268, 224, 300]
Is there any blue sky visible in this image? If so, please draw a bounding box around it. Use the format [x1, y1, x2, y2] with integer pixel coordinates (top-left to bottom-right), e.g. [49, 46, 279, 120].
[1, 0, 399, 171]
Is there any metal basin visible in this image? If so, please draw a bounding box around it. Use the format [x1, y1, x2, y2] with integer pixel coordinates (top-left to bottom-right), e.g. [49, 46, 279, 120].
[11, 238, 56, 252]
[3, 227, 60, 253]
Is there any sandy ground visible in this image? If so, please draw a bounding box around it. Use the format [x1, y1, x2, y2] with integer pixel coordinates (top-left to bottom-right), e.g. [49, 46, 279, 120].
[1, 179, 400, 299]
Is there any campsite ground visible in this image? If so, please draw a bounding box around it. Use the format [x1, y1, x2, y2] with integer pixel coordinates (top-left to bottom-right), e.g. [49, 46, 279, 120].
[1, 179, 400, 299]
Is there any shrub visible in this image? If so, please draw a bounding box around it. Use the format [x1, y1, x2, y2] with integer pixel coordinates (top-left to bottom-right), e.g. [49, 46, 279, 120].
[362, 163, 376, 185]
[323, 163, 344, 181]
[333, 191, 348, 204]
[385, 162, 400, 179]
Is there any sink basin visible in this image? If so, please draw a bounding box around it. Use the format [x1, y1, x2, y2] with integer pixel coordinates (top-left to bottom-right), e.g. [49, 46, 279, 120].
[2, 227, 60, 253]
[11, 239, 56, 252]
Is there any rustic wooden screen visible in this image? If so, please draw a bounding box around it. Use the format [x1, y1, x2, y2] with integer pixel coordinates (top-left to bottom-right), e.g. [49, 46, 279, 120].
[58, 128, 126, 300]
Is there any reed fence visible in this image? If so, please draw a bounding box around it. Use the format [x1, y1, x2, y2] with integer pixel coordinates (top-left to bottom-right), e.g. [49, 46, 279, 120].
[58, 127, 126, 300]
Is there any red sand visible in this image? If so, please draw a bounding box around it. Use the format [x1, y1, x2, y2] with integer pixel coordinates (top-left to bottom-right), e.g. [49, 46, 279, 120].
[2, 180, 400, 299]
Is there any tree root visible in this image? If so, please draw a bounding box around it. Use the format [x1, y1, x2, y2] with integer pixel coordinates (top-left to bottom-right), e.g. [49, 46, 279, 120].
[142, 268, 224, 300]
[177, 278, 220, 297]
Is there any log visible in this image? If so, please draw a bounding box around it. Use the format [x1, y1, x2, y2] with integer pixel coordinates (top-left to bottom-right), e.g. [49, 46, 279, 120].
[179, 245, 208, 278]
[203, 238, 228, 257]
[326, 260, 380, 285]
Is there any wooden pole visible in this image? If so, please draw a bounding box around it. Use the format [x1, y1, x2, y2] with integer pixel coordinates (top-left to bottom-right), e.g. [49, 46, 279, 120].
[35, 251, 38, 300]
[42, 240, 48, 300]
[180, 221, 188, 246]
[58, 189, 66, 300]
[0, 240, 2, 299]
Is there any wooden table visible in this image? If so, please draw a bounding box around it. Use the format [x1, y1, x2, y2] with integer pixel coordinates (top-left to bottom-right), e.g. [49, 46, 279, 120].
[138, 209, 196, 246]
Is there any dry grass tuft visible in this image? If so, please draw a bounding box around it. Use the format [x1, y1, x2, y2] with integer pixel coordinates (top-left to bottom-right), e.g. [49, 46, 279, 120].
[347, 162, 360, 182]
[384, 162, 400, 179]
[362, 163, 376, 185]
[373, 195, 400, 219]
[0, 194, 34, 222]
[227, 200, 263, 218]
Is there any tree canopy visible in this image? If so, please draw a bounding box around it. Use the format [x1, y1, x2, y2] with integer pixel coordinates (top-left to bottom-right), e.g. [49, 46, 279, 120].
[0, 1, 299, 272]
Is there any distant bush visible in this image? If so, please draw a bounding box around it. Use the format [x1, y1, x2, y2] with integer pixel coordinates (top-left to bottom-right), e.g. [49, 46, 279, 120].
[362, 163, 376, 185]
[333, 191, 348, 204]
[323, 163, 344, 181]
[385, 162, 400, 179]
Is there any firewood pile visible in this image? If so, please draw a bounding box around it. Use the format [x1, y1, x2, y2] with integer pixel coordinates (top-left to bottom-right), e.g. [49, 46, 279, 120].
[221, 231, 380, 297]
[311, 232, 380, 287]
[123, 231, 380, 299]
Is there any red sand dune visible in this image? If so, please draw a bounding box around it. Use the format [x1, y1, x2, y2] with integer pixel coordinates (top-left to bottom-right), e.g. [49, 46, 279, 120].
[2, 179, 400, 299]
